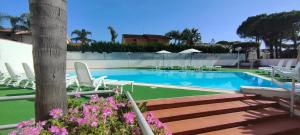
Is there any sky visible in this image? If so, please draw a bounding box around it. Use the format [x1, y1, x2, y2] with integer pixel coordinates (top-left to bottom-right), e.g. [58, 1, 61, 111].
[1, 0, 300, 43]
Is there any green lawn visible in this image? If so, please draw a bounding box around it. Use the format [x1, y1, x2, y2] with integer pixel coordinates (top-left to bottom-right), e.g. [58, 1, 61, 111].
[124, 85, 220, 101]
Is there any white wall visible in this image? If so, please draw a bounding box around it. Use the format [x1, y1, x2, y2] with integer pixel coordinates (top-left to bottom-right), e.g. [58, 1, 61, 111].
[5, 39, 295, 72]
[66, 52, 241, 69]
[0, 39, 34, 73]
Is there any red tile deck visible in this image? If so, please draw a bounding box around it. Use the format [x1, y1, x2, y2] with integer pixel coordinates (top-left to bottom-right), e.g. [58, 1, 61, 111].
[145, 94, 300, 135]
[150, 99, 277, 122]
[200, 118, 300, 135]
[166, 107, 288, 135]
[147, 94, 256, 111]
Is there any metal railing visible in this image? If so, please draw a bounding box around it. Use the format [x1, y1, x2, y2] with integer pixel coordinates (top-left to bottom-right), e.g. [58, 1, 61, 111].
[271, 67, 299, 117]
[0, 90, 113, 102]
[125, 91, 154, 135]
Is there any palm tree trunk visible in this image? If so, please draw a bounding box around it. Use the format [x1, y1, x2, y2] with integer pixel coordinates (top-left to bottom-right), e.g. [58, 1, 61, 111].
[29, 0, 67, 121]
[255, 36, 260, 59]
[297, 46, 300, 62]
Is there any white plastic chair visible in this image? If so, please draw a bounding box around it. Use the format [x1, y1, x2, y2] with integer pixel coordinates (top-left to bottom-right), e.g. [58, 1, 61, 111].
[22, 62, 77, 90]
[259, 60, 285, 72]
[74, 62, 116, 92]
[5, 63, 25, 87]
[22, 63, 35, 89]
[281, 62, 300, 77]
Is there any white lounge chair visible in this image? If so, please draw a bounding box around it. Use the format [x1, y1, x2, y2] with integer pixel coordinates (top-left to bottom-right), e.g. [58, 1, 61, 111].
[74, 62, 134, 93]
[22, 63, 35, 89]
[206, 60, 218, 70]
[74, 62, 116, 92]
[5, 63, 26, 87]
[0, 68, 10, 84]
[259, 60, 285, 72]
[280, 62, 300, 77]
[279, 60, 293, 71]
[22, 63, 77, 90]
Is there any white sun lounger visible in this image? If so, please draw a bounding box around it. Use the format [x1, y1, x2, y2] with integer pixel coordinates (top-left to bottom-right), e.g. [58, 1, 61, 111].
[74, 62, 112, 91]
[74, 62, 134, 93]
[279, 60, 293, 71]
[259, 60, 285, 72]
[22, 63, 35, 89]
[280, 62, 300, 77]
[5, 63, 26, 87]
[22, 63, 77, 90]
[0, 70, 9, 84]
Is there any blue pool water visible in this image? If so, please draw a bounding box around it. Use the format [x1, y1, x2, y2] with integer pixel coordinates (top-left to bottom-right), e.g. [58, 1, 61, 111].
[68, 69, 285, 91]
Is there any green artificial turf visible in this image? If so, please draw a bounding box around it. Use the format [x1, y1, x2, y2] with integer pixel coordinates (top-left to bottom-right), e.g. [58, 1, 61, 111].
[124, 85, 221, 101]
[0, 86, 35, 135]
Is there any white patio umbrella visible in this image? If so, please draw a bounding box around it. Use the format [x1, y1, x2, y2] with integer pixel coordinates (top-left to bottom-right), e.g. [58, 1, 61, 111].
[156, 50, 171, 67]
[179, 48, 202, 66]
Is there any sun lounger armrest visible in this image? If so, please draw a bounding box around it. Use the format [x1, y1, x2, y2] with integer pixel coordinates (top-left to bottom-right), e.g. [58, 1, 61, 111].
[66, 76, 76, 80]
[93, 76, 107, 87]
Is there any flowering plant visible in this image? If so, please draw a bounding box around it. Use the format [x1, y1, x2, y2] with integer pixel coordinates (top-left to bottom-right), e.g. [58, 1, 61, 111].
[9, 93, 171, 135]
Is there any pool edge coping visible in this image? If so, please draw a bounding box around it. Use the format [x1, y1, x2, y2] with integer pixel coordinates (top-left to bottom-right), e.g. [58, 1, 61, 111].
[243, 72, 272, 81]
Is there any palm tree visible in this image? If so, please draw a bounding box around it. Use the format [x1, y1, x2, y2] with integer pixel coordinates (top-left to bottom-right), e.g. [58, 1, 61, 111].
[0, 12, 7, 29]
[108, 26, 118, 43]
[29, 0, 68, 121]
[165, 30, 181, 44]
[181, 28, 201, 46]
[0, 13, 31, 32]
[71, 29, 93, 45]
[19, 13, 30, 30]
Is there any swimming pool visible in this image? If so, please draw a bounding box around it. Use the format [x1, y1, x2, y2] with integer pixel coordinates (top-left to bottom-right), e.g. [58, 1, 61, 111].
[68, 69, 285, 91]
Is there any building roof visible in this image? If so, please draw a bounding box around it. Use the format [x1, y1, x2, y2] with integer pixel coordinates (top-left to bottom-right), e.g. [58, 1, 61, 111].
[0, 29, 31, 35]
[0, 29, 12, 33]
[123, 34, 169, 39]
[15, 31, 31, 35]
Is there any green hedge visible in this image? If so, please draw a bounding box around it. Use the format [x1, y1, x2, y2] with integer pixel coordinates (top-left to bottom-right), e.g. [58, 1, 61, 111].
[67, 42, 230, 53]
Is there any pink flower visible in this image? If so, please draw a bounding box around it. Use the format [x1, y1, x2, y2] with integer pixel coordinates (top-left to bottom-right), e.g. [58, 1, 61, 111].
[49, 108, 63, 119]
[17, 120, 33, 129]
[102, 108, 112, 116]
[123, 112, 135, 124]
[60, 127, 68, 135]
[165, 132, 172, 135]
[76, 118, 86, 125]
[117, 103, 126, 107]
[90, 94, 100, 102]
[154, 119, 163, 128]
[36, 121, 46, 130]
[102, 108, 112, 123]
[49, 126, 60, 133]
[20, 126, 40, 135]
[91, 105, 99, 113]
[49, 126, 68, 135]
[74, 92, 81, 98]
[146, 112, 155, 124]
[90, 121, 98, 127]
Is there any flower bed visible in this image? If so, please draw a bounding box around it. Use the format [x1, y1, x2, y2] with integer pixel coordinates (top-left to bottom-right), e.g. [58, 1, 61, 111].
[9, 94, 171, 135]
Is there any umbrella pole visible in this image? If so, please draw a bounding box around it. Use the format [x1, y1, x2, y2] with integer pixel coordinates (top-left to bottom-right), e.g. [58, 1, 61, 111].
[163, 54, 165, 67]
[190, 53, 192, 67]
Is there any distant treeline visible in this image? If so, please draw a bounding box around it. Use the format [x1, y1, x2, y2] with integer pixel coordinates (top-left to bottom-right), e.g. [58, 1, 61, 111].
[67, 42, 230, 53]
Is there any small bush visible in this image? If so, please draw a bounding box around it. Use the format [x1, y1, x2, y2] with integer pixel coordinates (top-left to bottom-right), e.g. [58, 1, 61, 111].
[10, 93, 171, 135]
